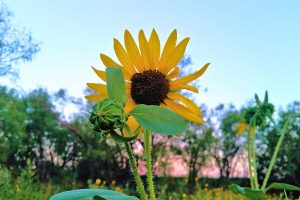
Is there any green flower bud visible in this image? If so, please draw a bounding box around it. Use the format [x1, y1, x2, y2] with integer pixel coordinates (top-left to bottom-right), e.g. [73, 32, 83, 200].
[261, 102, 275, 116]
[89, 98, 128, 133]
[244, 107, 265, 126]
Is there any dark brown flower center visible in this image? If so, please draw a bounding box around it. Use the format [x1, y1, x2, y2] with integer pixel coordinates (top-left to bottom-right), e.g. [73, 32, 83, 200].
[131, 70, 170, 105]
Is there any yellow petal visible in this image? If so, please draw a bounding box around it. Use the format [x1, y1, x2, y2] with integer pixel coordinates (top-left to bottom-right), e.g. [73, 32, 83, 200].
[158, 29, 177, 70]
[138, 30, 151, 70]
[137, 128, 144, 140]
[236, 122, 247, 135]
[85, 94, 107, 103]
[249, 126, 255, 135]
[92, 67, 106, 82]
[100, 54, 120, 67]
[164, 99, 204, 123]
[123, 116, 139, 136]
[124, 30, 143, 72]
[125, 83, 131, 94]
[159, 102, 168, 109]
[167, 93, 202, 115]
[171, 63, 210, 86]
[149, 28, 160, 69]
[170, 84, 198, 93]
[87, 83, 107, 94]
[113, 38, 136, 76]
[124, 100, 136, 113]
[161, 37, 190, 74]
[126, 93, 132, 101]
[166, 66, 179, 79]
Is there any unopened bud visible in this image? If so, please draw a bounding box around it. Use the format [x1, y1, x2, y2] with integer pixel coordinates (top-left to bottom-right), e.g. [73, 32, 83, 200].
[89, 98, 127, 132]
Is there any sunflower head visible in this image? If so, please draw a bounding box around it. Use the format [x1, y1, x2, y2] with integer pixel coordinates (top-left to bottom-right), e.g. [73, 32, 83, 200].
[131, 69, 170, 105]
[89, 98, 128, 133]
[86, 29, 210, 135]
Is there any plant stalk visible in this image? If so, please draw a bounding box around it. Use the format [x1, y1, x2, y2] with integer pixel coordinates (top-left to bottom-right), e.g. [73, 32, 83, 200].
[247, 132, 254, 189]
[125, 142, 148, 200]
[251, 133, 259, 189]
[247, 112, 259, 189]
[145, 129, 155, 200]
[261, 119, 290, 190]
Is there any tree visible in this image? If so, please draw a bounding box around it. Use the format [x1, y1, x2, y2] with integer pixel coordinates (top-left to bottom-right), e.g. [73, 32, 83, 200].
[0, 87, 81, 180]
[0, 3, 39, 77]
[211, 104, 244, 178]
[171, 124, 217, 193]
[0, 86, 27, 170]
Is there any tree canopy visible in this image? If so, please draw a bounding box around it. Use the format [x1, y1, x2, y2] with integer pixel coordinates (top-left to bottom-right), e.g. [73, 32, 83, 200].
[0, 3, 40, 77]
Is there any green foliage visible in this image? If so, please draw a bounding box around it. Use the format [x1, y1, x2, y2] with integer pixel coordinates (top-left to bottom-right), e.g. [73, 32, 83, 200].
[0, 168, 14, 197]
[71, 115, 132, 184]
[257, 101, 300, 186]
[130, 104, 190, 134]
[171, 124, 217, 192]
[1, 84, 300, 199]
[230, 182, 300, 200]
[242, 91, 275, 127]
[213, 104, 242, 177]
[229, 184, 265, 200]
[0, 167, 58, 200]
[0, 85, 136, 195]
[0, 168, 290, 200]
[266, 183, 300, 192]
[0, 87, 26, 165]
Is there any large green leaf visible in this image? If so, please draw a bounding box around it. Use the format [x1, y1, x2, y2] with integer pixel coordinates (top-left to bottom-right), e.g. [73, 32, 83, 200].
[229, 184, 265, 200]
[130, 104, 190, 135]
[266, 182, 300, 192]
[49, 189, 138, 200]
[106, 67, 126, 106]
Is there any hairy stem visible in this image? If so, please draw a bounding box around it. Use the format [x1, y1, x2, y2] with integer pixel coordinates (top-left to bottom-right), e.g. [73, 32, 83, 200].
[247, 112, 259, 189]
[125, 142, 148, 200]
[145, 129, 155, 200]
[247, 132, 254, 189]
[252, 133, 259, 189]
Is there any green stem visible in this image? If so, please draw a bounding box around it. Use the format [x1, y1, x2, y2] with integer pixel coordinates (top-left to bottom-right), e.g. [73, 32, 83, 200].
[125, 143, 148, 200]
[261, 119, 290, 190]
[247, 132, 254, 189]
[247, 112, 259, 189]
[251, 133, 259, 189]
[145, 129, 155, 200]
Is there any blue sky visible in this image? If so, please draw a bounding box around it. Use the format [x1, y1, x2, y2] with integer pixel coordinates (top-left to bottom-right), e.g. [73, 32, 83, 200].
[3, 0, 300, 109]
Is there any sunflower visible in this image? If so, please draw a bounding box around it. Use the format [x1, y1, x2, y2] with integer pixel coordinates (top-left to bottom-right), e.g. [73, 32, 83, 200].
[86, 29, 209, 136]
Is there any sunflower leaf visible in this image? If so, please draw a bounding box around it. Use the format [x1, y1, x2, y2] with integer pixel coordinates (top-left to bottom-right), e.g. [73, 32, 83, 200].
[130, 105, 190, 135]
[49, 189, 138, 200]
[229, 184, 265, 200]
[266, 182, 300, 192]
[106, 67, 126, 106]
